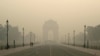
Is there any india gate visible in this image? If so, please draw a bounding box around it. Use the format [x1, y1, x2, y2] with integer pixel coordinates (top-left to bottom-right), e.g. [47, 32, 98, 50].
[43, 20, 59, 42]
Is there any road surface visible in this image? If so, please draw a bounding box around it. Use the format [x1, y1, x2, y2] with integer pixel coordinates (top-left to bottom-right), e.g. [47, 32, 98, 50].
[5, 43, 94, 56]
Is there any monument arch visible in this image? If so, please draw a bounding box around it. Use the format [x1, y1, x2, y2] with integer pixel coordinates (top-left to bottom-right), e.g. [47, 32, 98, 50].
[43, 20, 59, 42]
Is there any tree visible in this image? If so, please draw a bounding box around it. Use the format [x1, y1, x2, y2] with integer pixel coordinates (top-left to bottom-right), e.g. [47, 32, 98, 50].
[87, 25, 100, 41]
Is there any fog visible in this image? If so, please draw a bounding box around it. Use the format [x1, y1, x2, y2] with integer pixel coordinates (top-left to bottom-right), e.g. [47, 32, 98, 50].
[0, 0, 100, 42]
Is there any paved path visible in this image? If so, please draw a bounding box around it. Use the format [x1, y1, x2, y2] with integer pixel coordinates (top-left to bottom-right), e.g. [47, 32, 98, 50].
[0, 46, 30, 56]
[63, 44, 100, 56]
[4, 44, 94, 56]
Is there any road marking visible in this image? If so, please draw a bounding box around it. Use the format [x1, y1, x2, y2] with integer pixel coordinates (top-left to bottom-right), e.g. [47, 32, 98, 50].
[50, 45, 52, 56]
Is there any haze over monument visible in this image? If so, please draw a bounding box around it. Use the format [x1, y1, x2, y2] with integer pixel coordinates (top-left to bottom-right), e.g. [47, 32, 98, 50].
[43, 20, 59, 42]
[0, 0, 100, 42]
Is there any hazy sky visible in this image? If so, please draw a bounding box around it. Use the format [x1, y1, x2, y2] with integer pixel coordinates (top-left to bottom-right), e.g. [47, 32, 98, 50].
[0, 0, 100, 40]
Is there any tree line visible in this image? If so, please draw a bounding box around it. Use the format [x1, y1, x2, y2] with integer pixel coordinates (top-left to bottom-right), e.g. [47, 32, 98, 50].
[0, 24, 22, 47]
[75, 24, 100, 49]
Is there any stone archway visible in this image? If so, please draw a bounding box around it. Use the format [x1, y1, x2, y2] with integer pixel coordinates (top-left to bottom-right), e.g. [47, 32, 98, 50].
[43, 20, 59, 42]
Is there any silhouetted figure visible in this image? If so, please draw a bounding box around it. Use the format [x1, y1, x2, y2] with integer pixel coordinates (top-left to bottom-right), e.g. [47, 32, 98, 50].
[30, 42, 33, 47]
[13, 40, 16, 48]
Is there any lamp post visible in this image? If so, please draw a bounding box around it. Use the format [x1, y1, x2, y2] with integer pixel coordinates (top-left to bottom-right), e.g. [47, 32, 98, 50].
[6, 20, 9, 49]
[73, 30, 75, 46]
[22, 28, 24, 47]
[65, 34, 66, 44]
[30, 32, 32, 45]
[13, 40, 15, 48]
[84, 25, 86, 48]
[33, 33, 35, 44]
[0, 26, 3, 50]
[68, 33, 70, 45]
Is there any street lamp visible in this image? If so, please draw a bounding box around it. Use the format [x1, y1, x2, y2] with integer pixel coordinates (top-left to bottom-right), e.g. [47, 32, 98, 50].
[73, 30, 76, 46]
[65, 34, 66, 43]
[30, 32, 32, 44]
[22, 28, 24, 47]
[0, 27, 3, 49]
[68, 33, 70, 45]
[6, 20, 9, 49]
[33, 33, 35, 44]
[84, 25, 86, 48]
